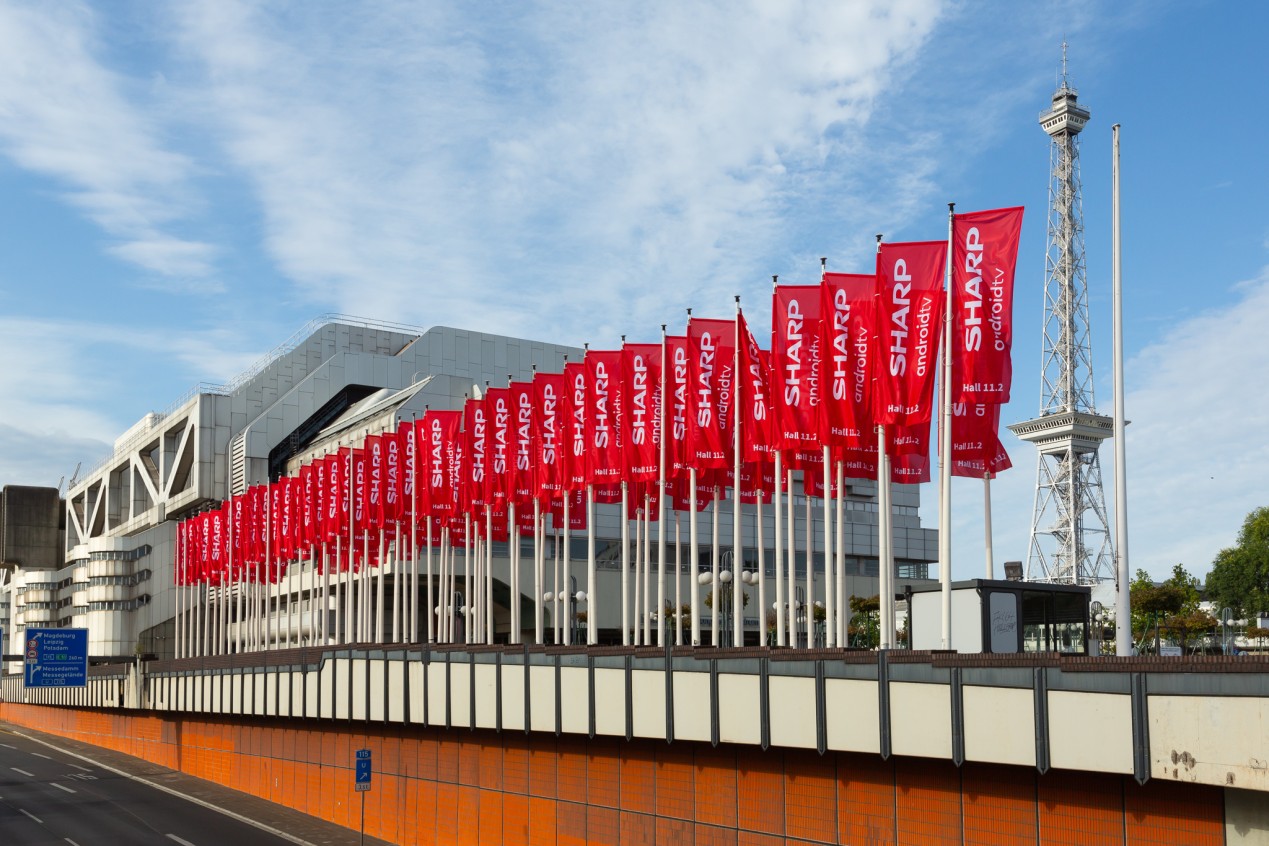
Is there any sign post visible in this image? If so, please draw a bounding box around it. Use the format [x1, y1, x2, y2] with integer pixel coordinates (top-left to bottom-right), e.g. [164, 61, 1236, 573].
[23, 628, 88, 688]
[355, 748, 371, 845]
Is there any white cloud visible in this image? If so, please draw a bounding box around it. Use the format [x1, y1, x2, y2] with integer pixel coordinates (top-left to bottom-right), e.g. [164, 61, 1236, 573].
[171, 0, 944, 341]
[0, 3, 214, 279]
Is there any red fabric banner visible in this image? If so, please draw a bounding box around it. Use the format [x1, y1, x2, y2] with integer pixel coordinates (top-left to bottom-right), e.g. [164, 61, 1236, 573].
[585, 350, 624, 485]
[686, 317, 736, 470]
[772, 285, 824, 452]
[738, 313, 775, 463]
[352, 448, 368, 541]
[876, 241, 947, 426]
[366, 434, 384, 531]
[533, 372, 566, 500]
[424, 411, 462, 516]
[820, 272, 877, 449]
[385, 428, 403, 524]
[564, 362, 588, 492]
[300, 464, 315, 550]
[400, 420, 418, 520]
[665, 335, 690, 480]
[510, 381, 536, 502]
[622, 343, 661, 483]
[486, 387, 512, 502]
[464, 398, 489, 510]
[950, 402, 1013, 478]
[952, 206, 1023, 404]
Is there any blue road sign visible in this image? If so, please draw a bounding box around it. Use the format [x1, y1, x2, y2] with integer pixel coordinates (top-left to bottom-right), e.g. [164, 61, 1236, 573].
[23, 628, 88, 688]
[355, 748, 372, 792]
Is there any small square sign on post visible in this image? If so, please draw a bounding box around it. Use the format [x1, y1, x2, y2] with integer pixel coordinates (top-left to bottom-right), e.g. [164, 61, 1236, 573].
[355, 748, 372, 792]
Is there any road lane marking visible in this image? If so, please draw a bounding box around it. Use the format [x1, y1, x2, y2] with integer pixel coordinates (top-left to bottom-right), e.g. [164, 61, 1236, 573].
[32, 753, 52, 760]
[52, 783, 76, 793]
[0, 743, 15, 749]
[20, 808, 42, 823]
[11, 767, 35, 777]
[167, 835, 197, 846]
[66, 839, 82, 846]
[67, 763, 91, 772]
[13, 730, 313, 846]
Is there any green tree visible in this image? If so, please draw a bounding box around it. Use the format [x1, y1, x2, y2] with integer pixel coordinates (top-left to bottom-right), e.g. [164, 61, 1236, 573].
[1206, 507, 1269, 618]
[1130, 564, 1212, 653]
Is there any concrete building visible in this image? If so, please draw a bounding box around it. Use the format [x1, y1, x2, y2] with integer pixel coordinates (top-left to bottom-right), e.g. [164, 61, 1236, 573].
[3, 317, 938, 660]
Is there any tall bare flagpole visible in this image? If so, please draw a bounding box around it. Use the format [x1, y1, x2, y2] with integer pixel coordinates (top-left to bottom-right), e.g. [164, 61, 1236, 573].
[1112, 122, 1131, 656]
[732, 296, 744, 647]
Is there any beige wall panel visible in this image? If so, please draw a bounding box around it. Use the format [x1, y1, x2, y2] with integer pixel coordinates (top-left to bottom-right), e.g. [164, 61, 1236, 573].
[1151, 695, 1269, 792]
[474, 664, 498, 729]
[560, 666, 589, 734]
[718, 674, 760, 746]
[963, 685, 1035, 767]
[631, 670, 666, 740]
[449, 662, 471, 728]
[529, 666, 556, 733]
[825, 678, 880, 754]
[501, 665, 525, 731]
[426, 663, 448, 725]
[769, 676, 816, 749]
[673, 673, 711, 743]
[408, 663, 426, 724]
[1047, 690, 1132, 774]
[890, 682, 952, 760]
[594, 668, 626, 737]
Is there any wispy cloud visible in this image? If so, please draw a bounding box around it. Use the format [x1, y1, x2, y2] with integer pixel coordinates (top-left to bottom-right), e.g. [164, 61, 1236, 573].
[0, 3, 215, 282]
[171, 0, 945, 341]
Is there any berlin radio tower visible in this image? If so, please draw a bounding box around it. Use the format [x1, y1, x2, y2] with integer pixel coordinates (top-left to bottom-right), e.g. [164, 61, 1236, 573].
[1008, 45, 1113, 584]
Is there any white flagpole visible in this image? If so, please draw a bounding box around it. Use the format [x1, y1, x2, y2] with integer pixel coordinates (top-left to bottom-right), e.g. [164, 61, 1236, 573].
[818, 260, 835, 649]
[485, 505, 494, 644]
[984, 473, 995, 579]
[554, 516, 563, 644]
[732, 296, 744, 647]
[940, 202, 956, 650]
[786, 467, 796, 647]
[630, 495, 640, 645]
[756, 470, 766, 646]
[775, 450, 785, 647]
[805, 488, 814, 646]
[643, 495, 652, 644]
[836, 460, 846, 646]
[657, 325, 668, 646]
[689, 468, 701, 646]
[586, 483, 597, 644]
[562, 494, 572, 645]
[622, 481, 631, 645]
[710, 480, 720, 647]
[464, 513, 472, 643]
[674, 510, 682, 645]
[1112, 122, 1132, 658]
[878, 424, 893, 649]
[534, 498, 543, 644]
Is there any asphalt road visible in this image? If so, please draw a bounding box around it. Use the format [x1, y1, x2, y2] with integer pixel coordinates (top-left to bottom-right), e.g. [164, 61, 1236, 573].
[0, 730, 299, 846]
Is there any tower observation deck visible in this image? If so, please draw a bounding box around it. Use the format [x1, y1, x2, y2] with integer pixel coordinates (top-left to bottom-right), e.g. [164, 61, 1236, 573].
[1007, 51, 1113, 584]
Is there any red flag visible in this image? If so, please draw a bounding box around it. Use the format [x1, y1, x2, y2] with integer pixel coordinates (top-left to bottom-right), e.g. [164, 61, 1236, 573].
[821, 273, 876, 449]
[738, 313, 775, 463]
[352, 449, 369, 541]
[533, 372, 566, 500]
[686, 317, 736, 470]
[365, 435, 384, 530]
[384, 429, 403, 524]
[585, 350, 624, 485]
[425, 411, 462, 516]
[300, 464, 315, 550]
[510, 381, 536, 502]
[326, 449, 349, 544]
[486, 387, 512, 502]
[622, 344, 661, 483]
[952, 207, 1023, 404]
[399, 420, 417, 521]
[950, 402, 1013, 478]
[772, 286, 824, 451]
[876, 241, 947, 426]
[665, 335, 690, 480]
[464, 398, 489, 510]
[563, 362, 588, 492]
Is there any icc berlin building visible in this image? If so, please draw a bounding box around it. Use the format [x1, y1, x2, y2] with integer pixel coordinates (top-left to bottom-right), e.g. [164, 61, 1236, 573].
[5, 318, 936, 660]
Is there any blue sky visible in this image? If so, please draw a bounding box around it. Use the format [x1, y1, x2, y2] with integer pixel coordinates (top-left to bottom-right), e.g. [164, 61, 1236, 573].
[0, 0, 1264, 583]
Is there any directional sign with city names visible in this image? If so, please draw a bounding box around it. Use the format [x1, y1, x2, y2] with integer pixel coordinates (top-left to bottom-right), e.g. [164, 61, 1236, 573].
[355, 748, 372, 792]
[23, 628, 88, 688]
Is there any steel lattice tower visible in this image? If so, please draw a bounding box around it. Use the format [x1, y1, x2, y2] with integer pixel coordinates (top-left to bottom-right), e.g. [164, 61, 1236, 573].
[1008, 50, 1113, 584]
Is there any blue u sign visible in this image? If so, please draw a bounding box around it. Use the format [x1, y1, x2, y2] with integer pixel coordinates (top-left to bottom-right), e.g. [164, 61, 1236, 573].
[24, 628, 88, 688]
[355, 749, 372, 791]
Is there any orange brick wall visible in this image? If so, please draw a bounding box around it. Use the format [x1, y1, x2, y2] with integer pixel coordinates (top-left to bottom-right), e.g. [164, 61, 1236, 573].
[0, 702, 1226, 845]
